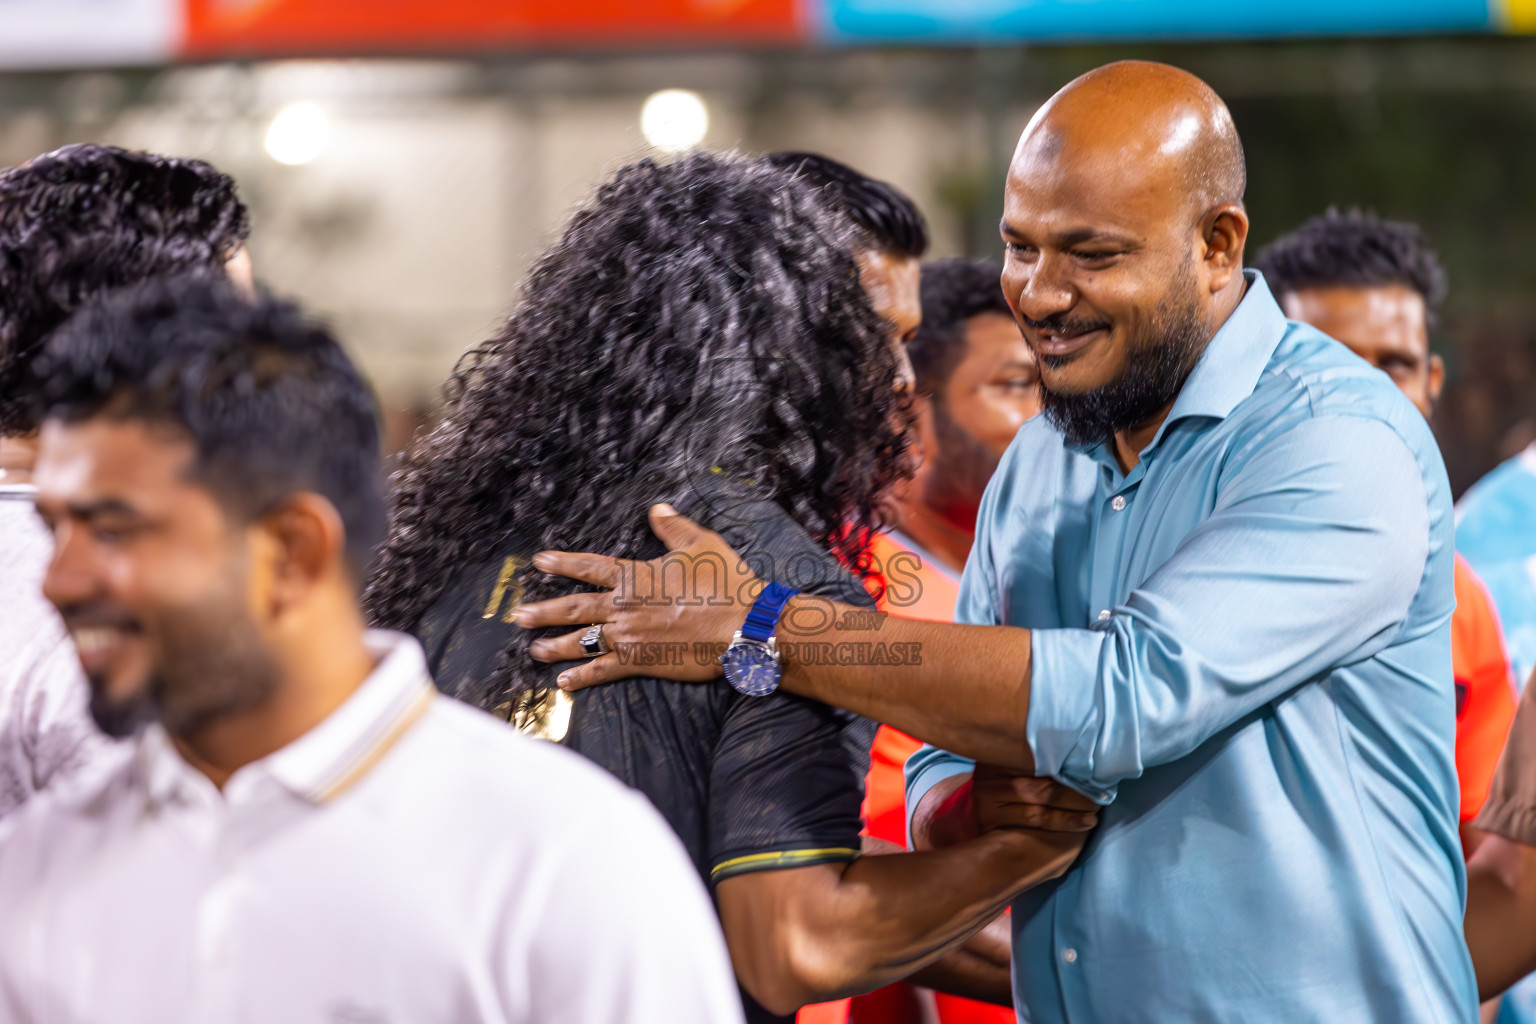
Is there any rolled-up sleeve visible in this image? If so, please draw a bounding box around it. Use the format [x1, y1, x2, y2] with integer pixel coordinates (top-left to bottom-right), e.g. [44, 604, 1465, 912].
[1030, 415, 1433, 799]
[903, 746, 976, 847]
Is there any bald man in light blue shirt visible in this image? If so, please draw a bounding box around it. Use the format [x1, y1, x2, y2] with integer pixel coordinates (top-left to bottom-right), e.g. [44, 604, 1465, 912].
[905, 265, 1469, 1021]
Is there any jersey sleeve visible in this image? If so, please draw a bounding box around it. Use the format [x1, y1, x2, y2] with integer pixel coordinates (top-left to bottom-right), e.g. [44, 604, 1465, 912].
[707, 692, 874, 883]
[700, 493, 882, 883]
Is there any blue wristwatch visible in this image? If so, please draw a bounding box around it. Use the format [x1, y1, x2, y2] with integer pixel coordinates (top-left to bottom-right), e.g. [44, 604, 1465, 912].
[720, 581, 800, 697]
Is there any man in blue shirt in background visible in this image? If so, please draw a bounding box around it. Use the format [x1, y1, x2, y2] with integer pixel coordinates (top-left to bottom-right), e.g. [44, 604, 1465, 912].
[520, 60, 1475, 1023]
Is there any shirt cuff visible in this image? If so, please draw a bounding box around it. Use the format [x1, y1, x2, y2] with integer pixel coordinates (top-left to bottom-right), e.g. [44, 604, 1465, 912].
[1029, 626, 1117, 803]
[903, 747, 976, 850]
[1474, 803, 1536, 848]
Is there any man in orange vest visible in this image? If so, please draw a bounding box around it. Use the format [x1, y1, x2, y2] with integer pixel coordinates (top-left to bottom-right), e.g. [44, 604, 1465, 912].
[859, 258, 1043, 1024]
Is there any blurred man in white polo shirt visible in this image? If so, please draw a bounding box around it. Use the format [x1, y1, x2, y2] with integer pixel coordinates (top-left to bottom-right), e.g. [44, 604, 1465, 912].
[0, 275, 742, 1024]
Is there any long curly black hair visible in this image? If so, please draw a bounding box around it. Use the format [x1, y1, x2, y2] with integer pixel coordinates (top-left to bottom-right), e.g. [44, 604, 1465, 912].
[365, 151, 911, 715]
[0, 144, 249, 435]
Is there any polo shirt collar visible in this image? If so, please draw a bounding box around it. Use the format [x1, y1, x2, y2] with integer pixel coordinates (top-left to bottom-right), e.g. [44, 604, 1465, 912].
[139, 630, 435, 809]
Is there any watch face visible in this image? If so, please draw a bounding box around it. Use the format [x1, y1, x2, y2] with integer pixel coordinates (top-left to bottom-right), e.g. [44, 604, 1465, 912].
[721, 642, 781, 697]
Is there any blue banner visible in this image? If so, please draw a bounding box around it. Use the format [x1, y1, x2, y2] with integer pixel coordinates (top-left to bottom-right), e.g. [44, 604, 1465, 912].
[820, 0, 1497, 44]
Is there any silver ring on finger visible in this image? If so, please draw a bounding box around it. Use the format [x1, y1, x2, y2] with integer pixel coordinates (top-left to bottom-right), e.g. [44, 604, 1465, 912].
[579, 623, 610, 658]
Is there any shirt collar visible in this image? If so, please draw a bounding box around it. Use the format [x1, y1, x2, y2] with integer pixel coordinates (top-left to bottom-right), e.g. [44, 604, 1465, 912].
[1153, 270, 1287, 440]
[138, 630, 435, 809]
[1061, 270, 1288, 466]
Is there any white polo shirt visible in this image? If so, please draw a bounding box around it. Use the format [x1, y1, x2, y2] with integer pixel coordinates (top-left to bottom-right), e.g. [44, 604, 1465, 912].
[0, 631, 745, 1024]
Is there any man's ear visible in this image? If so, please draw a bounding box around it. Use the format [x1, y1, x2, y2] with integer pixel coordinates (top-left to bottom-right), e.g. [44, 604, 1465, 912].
[258, 493, 348, 616]
[1200, 204, 1250, 295]
[1428, 352, 1446, 407]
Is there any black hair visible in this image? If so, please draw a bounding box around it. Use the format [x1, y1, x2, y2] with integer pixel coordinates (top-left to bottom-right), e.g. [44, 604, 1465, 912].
[1255, 208, 1447, 329]
[36, 274, 383, 581]
[0, 143, 250, 435]
[908, 258, 1011, 396]
[365, 151, 911, 715]
[764, 151, 929, 260]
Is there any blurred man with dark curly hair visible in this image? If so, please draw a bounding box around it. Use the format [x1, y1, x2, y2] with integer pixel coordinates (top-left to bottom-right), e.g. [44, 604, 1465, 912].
[366, 151, 1094, 1023]
[0, 144, 251, 819]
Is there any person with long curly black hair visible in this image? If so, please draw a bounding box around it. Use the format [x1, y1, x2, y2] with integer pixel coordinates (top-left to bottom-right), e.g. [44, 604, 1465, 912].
[365, 151, 1094, 1023]
[0, 144, 251, 821]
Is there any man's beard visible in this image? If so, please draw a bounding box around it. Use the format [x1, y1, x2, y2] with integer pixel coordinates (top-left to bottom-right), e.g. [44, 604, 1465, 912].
[920, 398, 1000, 529]
[1033, 264, 1210, 449]
[84, 579, 282, 741]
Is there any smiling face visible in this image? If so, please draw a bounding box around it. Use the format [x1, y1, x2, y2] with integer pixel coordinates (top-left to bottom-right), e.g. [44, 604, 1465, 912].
[999, 131, 1218, 445]
[34, 416, 280, 738]
[996, 63, 1249, 449]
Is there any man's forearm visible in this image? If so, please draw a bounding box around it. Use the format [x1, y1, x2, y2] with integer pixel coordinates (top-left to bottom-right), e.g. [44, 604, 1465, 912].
[862, 822, 1014, 1006]
[1466, 833, 1536, 999]
[906, 914, 1015, 1006]
[776, 596, 1035, 769]
[718, 828, 1076, 1013]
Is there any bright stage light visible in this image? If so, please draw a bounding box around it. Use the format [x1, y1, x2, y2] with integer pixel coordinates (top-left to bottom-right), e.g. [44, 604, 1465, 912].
[641, 89, 709, 154]
[265, 101, 329, 166]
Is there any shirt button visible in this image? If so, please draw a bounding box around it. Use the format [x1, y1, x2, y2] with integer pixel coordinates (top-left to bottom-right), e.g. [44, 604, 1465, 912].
[1062, 948, 1078, 964]
[1111, 495, 1127, 511]
[1097, 609, 1111, 622]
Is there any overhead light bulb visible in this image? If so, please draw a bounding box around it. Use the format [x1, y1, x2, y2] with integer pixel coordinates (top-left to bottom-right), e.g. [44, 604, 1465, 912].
[641, 89, 709, 154]
[265, 101, 329, 166]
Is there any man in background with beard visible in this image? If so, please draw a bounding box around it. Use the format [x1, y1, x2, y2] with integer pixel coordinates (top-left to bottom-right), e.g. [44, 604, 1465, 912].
[519, 61, 1475, 1023]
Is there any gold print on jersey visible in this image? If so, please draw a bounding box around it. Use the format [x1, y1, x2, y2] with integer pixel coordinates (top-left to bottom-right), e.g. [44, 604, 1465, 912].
[481, 555, 528, 622]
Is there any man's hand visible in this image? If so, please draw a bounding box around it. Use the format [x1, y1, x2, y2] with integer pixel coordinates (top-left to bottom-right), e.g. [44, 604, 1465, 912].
[514, 504, 760, 690]
[974, 763, 1100, 834]
[912, 768, 1099, 852]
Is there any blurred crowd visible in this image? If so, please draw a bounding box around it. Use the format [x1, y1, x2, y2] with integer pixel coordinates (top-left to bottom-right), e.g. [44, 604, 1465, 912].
[2, 57, 1536, 1024]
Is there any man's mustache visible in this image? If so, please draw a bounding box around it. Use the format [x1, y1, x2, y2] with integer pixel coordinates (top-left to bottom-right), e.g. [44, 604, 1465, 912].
[1021, 312, 1112, 338]
[55, 603, 143, 633]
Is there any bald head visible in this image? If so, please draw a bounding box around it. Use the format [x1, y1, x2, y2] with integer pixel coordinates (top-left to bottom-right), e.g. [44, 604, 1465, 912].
[1018, 61, 1246, 218]
[998, 61, 1252, 451]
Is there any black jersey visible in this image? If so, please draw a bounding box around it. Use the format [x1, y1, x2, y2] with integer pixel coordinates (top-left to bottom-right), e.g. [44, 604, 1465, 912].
[414, 491, 876, 1024]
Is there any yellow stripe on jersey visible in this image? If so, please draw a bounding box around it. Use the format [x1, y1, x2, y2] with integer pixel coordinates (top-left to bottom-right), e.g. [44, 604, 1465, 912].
[710, 847, 861, 882]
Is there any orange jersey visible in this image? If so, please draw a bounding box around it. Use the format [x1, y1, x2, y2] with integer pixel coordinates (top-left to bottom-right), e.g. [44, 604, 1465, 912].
[860, 530, 963, 846]
[796, 532, 1015, 1024]
[1453, 555, 1518, 823]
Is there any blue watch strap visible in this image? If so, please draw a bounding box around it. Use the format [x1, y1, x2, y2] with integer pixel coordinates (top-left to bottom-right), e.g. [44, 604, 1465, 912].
[741, 581, 800, 643]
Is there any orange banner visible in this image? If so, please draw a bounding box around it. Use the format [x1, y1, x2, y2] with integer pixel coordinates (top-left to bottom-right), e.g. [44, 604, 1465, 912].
[184, 0, 804, 57]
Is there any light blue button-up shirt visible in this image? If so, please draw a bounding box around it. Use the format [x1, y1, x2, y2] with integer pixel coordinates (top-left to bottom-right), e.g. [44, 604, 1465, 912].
[907, 273, 1474, 1023]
